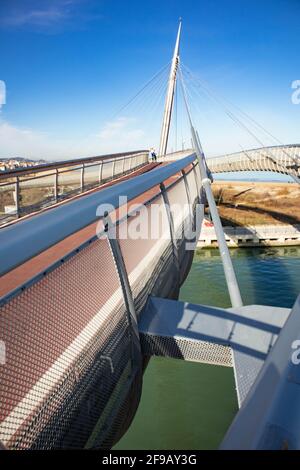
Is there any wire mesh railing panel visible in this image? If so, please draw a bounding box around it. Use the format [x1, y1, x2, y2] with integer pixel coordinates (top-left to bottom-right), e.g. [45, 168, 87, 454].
[166, 177, 190, 248]
[186, 168, 198, 205]
[118, 194, 174, 316]
[0, 237, 137, 449]
[184, 168, 200, 240]
[0, 152, 199, 449]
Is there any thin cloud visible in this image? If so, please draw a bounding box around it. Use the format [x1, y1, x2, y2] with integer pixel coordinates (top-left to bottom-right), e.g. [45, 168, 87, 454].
[2, 8, 68, 27]
[0, 120, 59, 159]
[0, 118, 146, 160]
[0, 0, 102, 32]
[97, 117, 145, 146]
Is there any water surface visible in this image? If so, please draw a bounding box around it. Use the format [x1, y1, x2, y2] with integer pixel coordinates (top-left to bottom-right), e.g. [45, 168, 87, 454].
[115, 247, 300, 449]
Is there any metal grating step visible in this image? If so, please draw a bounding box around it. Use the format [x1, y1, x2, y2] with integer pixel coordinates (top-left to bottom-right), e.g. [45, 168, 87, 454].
[138, 296, 290, 406]
[140, 333, 232, 367]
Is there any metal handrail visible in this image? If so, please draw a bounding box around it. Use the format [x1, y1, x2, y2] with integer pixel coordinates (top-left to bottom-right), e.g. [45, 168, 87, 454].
[207, 144, 300, 180]
[0, 158, 124, 187]
[0, 150, 147, 179]
[0, 151, 149, 223]
[0, 153, 197, 277]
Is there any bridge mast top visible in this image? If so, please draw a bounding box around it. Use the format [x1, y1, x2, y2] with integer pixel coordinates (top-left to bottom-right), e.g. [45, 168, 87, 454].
[158, 19, 181, 157]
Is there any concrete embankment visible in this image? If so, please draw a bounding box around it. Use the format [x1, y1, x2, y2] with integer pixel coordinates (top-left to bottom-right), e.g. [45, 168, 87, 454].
[198, 221, 300, 248]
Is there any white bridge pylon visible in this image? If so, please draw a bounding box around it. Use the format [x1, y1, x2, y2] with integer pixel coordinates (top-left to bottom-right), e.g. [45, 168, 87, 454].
[158, 20, 181, 158]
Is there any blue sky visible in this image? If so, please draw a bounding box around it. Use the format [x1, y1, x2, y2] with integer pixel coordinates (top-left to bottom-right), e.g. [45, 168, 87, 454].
[0, 0, 299, 160]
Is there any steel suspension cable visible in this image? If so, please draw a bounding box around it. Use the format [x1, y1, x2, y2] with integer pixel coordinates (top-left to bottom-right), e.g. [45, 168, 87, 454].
[181, 63, 300, 182]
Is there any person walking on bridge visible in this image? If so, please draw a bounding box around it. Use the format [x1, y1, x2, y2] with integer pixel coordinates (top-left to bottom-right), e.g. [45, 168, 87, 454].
[150, 148, 157, 162]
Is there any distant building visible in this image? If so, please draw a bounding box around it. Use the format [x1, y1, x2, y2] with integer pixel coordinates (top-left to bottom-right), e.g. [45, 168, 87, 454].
[0, 158, 42, 172]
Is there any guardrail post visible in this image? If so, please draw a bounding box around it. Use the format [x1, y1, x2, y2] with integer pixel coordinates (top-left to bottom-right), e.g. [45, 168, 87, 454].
[81, 164, 85, 191]
[54, 169, 58, 202]
[122, 157, 125, 174]
[160, 182, 180, 281]
[112, 160, 116, 179]
[191, 125, 243, 308]
[99, 162, 103, 184]
[129, 156, 132, 171]
[15, 176, 20, 218]
[103, 212, 141, 367]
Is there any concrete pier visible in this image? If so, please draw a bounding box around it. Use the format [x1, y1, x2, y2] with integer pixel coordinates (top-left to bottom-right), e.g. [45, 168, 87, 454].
[198, 220, 300, 248]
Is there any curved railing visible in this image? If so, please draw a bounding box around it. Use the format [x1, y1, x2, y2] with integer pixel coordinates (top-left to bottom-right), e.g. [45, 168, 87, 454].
[207, 144, 300, 179]
[0, 150, 149, 224]
[0, 151, 201, 449]
[0, 153, 197, 276]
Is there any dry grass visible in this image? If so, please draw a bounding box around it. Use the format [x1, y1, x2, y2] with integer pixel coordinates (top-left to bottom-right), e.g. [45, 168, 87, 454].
[211, 181, 300, 226]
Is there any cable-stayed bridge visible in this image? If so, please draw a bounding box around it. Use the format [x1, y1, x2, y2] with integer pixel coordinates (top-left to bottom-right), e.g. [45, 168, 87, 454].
[0, 21, 300, 451]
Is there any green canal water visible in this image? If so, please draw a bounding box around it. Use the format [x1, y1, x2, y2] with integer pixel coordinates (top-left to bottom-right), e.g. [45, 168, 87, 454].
[115, 246, 300, 450]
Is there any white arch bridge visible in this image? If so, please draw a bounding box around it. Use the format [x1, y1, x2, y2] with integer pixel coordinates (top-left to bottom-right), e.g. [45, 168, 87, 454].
[206, 144, 300, 181]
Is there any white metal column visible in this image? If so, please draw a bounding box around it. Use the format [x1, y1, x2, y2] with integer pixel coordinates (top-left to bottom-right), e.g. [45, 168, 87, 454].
[158, 20, 181, 158]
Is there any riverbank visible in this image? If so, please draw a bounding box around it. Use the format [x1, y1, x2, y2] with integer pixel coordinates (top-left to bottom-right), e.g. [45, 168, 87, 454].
[211, 181, 300, 227]
[198, 221, 300, 248]
[201, 181, 300, 247]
